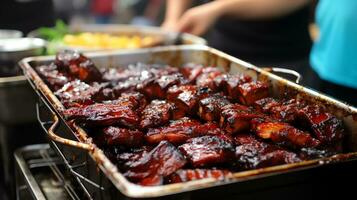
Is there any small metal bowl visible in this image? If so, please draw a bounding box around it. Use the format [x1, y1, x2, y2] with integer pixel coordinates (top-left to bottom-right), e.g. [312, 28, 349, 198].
[0, 38, 46, 61]
[0, 29, 23, 39]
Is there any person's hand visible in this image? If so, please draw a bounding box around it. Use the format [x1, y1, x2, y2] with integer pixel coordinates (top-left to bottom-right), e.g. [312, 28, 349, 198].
[161, 19, 180, 32]
[177, 2, 223, 36]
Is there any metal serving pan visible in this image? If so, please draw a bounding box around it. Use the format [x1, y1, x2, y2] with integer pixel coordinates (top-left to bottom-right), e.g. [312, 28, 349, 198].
[19, 45, 357, 199]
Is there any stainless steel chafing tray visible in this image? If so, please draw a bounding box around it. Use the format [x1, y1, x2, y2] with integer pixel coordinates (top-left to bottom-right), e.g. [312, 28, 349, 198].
[19, 45, 357, 199]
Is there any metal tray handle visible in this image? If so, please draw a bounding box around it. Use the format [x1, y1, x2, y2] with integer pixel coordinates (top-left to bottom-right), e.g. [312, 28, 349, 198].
[36, 103, 94, 151]
[262, 67, 302, 84]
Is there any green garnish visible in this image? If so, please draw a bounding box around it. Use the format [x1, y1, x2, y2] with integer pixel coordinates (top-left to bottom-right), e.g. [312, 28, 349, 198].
[38, 19, 68, 41]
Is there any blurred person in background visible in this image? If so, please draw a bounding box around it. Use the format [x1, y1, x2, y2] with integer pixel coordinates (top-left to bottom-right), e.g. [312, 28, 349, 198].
[131, 0, 164, 26]
[91, 0, 116, 24]
[162, 0, 312, 78]
[162, 0, 357, 106]
[0, 0, 55, 35]
[308, 0, 357, 106]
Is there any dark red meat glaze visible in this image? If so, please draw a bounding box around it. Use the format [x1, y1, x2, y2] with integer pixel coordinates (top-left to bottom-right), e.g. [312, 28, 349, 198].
[234, 134, 301, 169]
[63, 93, 144, 127]
[123, 141, 187, 185]
[146, 118, 223, 145]
[179, 135, 235, 167]
[167, 85, 212, 115]
[140, 100, 185, 129]
[198, 94, 231, 121]
[219, 104, 262, 134]
[36, 63, 71, 91]
[55, 50, 102, 82]
[251, 119, 321, 149]
[99, 126, 144, 147]
[298, 105, 344, 145]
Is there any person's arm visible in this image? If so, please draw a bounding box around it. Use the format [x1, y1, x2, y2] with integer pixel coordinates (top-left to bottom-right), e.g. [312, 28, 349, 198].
[177, 0, 310, 35]
[217, 0, 310, 19]
[161, 0, 193, 31]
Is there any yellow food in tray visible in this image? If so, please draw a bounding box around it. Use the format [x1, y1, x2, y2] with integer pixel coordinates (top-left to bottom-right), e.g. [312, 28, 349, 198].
[63, 32, 156, 49]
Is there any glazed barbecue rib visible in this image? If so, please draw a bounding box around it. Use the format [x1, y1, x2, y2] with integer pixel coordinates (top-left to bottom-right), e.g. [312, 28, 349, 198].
[198, 93, 231, 121]
[38, 51, 347, 186]
[298, 105, 344, 145]
[63, 93, 143, 127]
[99, 126, 144, 147]
[234, 134, 301, 169]
[254, 98, 344, 145]
[213, 74, 252, 99]
[36, 63, 71, 91]
[140, 100, 185, 129]
[251, 119, 321, 149]
[55, 80, 115, 108]
[123, 141, 187, 186]
[254, 98, 305, 122]
[55, 49, 102, 82]
[219, 104, 262, 134]
[179, 135, 235, 167]
[145, 117, 223, 145]
[167, 85, 212, 115]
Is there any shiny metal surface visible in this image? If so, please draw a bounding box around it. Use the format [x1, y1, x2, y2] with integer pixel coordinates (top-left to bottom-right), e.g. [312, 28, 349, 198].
[0, 30, 23, 39]
[19, 45, 357, 198]
[0, 38, 46, 61]
[0, 38, 46, 123]
[0, 75, 37, 124]
[14, 144, 84, 200]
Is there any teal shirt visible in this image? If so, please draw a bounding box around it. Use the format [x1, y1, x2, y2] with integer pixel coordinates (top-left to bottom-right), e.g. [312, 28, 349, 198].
[310, 0, 357, 88]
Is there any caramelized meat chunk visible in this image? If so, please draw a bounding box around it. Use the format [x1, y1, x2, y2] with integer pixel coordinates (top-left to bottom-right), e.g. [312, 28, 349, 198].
[167, 85, 212, 115]
[179, 135, 235, 167]
[102, 63, 151, 83]
[116, 146, 152, 170]
[196, 67, 223, 89]
[180, 63, 204, 83]
[63, 99, 140, 127]
[140, 100, 185, 129]
[145, 117, 201, 145]
[55, 80, 111, 108]
[123, 141, 186, 185]
[237, 81, 269, 105]
[55, 50, 102, 82]
[100, 126, 144, 147]
[112, 77, 141, 95]
[145, 118, 223, 145]
[298, 105, 344, 144]
[235, 134, 301, 169]
[219, 104, 261, 134]
[138, 73, 187, 99]
[253, 98, 281, 113]
[214, 74, 252, 100]
[166, 169, 232, 183]
[36, 64, 71, 90]
[251, 120, 320, 149]
[254, 98, 305, 123]
[198, 94, 231, 121]
[117, 92, 147, 112]
[194, 122, 223, 136]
